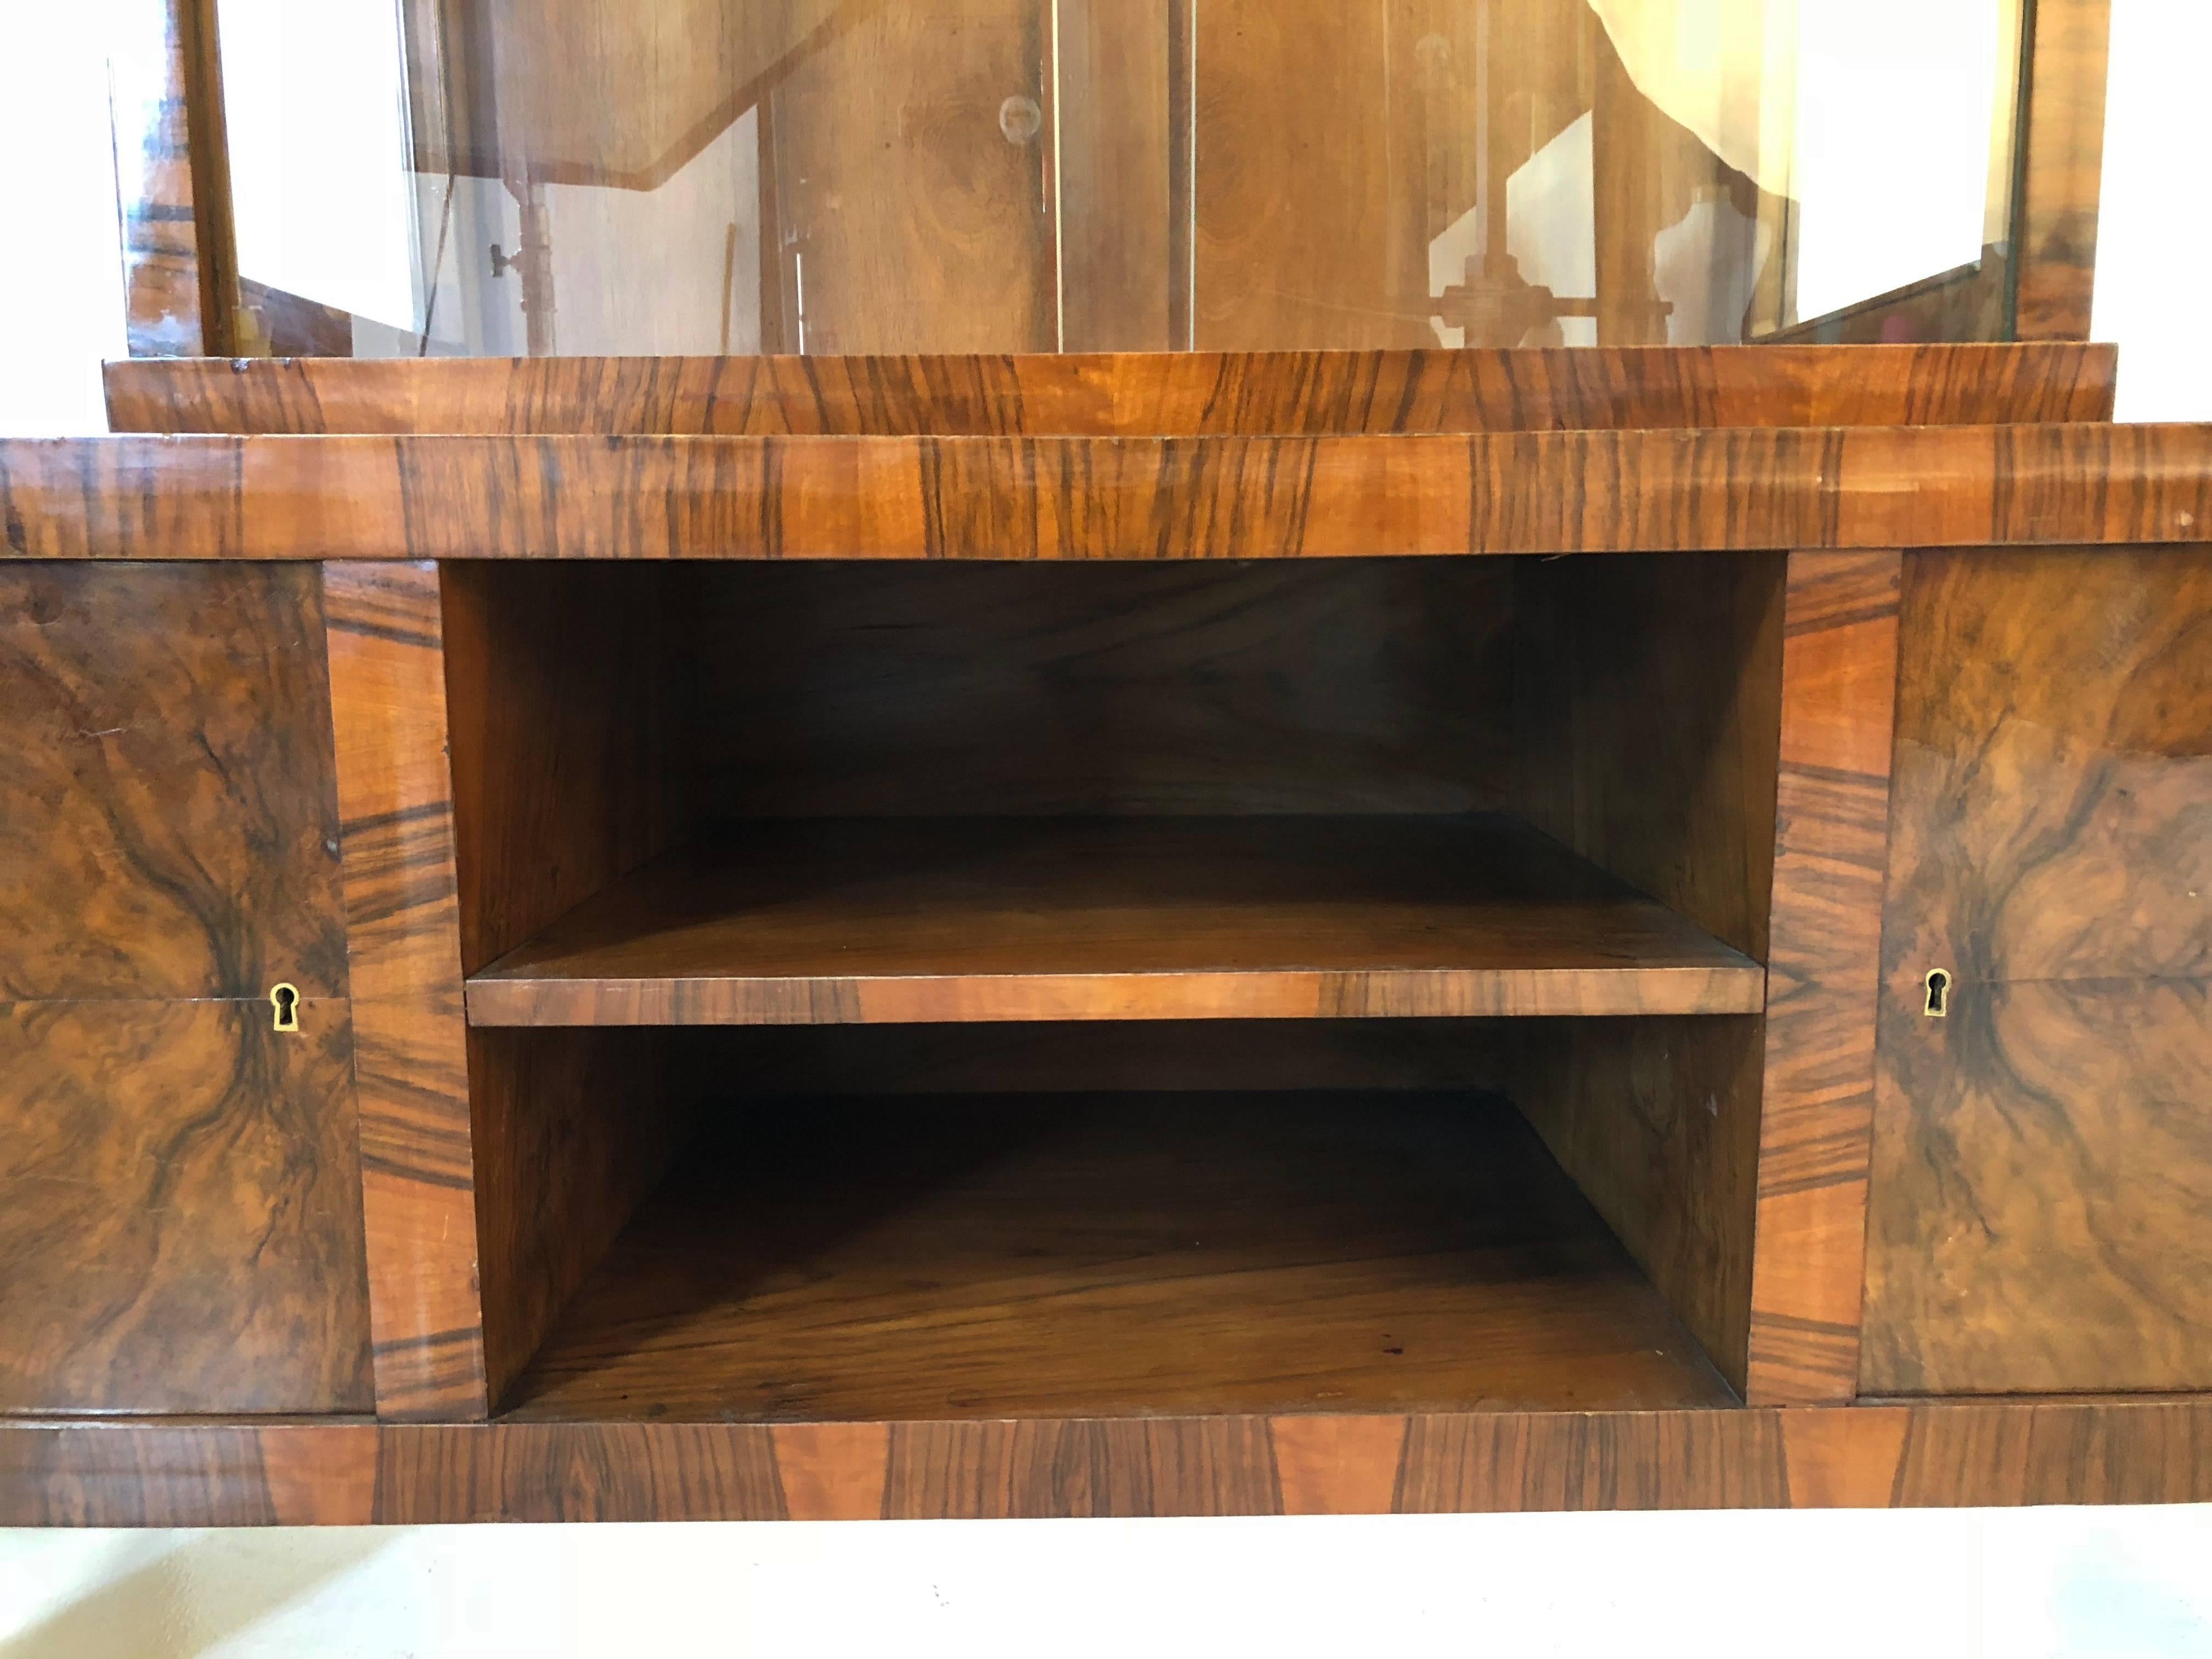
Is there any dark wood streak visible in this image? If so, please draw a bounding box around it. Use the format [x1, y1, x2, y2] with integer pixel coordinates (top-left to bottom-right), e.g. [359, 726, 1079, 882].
[321, 562, 489, 1422]
[101, 345, 2119, 437]
[1744, 550, 1901, 1403]
[6, 425, 2212, 562]
[5, 1401, 2210, 1524]
[1863, 546, 2212, 1394]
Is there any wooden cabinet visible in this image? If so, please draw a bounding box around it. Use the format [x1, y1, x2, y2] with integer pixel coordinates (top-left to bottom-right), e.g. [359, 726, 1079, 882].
[3, 342, 2209, 1522]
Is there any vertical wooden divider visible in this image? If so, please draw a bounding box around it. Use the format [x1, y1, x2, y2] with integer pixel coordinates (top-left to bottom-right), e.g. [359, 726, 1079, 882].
[323, 561, 490, 1421]
[1743, 549, 1902, 1402]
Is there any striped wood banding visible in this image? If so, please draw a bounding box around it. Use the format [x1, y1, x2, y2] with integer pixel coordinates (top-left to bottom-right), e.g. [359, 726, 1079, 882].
[322, 561, 489, 1421]
[1745, 550, 1903, 1401]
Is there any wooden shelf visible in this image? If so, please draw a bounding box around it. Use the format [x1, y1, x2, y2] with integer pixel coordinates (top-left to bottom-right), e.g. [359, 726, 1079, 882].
[464, 814, 1765, 1026]
[502, 1091, 1739, 1421]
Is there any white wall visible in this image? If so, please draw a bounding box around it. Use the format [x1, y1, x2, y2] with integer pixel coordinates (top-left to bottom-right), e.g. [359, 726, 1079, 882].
[0, 8, 127, 434]
[2092, 0, 2212, 421]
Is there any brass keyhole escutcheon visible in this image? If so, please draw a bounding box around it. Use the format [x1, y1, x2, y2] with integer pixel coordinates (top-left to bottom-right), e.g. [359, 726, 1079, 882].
[1923, 968, 1952, 1018]
[269, 983, 301, 1033]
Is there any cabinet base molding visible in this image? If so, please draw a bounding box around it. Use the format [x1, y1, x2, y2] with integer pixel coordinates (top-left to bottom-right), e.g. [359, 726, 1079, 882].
[5, 1400, 2208, 1525]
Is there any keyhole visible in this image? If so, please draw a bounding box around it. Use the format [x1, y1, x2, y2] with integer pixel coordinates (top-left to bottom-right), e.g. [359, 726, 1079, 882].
[1922, 968, 1951, 1019]
[270, 983, 301, 1033]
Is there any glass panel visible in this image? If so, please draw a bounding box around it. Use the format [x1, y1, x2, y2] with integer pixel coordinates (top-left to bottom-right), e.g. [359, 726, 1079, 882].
[205, 0, 2029, 358]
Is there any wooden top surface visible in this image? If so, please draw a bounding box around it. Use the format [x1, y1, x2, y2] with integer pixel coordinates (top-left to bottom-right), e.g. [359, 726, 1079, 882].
[103, 345, 2117, 436]
[4, 421, 2208, 561]
[504, 1091, 1739, 1421]
[464, 815, 1766, 1026]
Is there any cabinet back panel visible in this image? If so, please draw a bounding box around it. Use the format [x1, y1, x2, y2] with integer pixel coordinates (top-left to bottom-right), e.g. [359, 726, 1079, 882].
[688, 558, 1517, 819]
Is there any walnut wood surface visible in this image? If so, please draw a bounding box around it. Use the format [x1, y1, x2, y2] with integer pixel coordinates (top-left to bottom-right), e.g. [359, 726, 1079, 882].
[464, 816, 1765, 1026]
[321, 562, 488, 1421]
[100, 346, 2120, 437]
[439, 562, 705, 1409]
[1506, 553, 1782, 1395]
[2013, 0, 2112, 341]
[1743, 550, 1902, 1403]
[0, 1002, 371, 1414]
[0, 562, 369, 1414]
[0, 563, 347, 1001]
[11, 425, 2210, 563]
[690, 558, 1520, 819]
[1863, 546, 2212, 1394]
[7, 1400, 2211, 1523]
[504, 1092, 1737, 1421]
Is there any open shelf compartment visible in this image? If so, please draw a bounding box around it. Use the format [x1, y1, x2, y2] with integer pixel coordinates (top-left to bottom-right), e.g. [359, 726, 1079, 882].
[440, 552, 1785, 1421]
[504, 1082, 1736, 1422]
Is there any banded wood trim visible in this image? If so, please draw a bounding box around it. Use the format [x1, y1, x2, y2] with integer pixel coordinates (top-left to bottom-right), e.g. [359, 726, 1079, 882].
[1745, 550, 1903, 1402]
[323, 561, 488, 1421]
[5, 426, 2211, 563]
[99, 345, 2119, 436]
[6, 1400, 2210, 1524]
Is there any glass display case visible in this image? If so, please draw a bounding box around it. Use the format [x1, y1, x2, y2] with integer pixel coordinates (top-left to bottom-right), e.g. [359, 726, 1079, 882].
[116, 0, 2106, 359]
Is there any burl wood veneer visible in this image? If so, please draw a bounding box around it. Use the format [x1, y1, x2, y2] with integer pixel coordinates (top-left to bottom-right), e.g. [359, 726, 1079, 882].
[0, 563, 370, 1414]
[0, 346, 2205, 1521]
[1863, 545, 2212, 1395]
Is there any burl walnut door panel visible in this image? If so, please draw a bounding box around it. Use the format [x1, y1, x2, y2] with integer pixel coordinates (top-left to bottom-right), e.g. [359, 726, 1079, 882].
[0, 563, 372, 1413]
[1861, 547, 2212, 1395]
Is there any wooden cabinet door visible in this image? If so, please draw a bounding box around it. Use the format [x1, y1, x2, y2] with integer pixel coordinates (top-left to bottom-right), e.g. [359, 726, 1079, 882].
[0, 563, 373, 1413]
[1861, 547, 2212, 1394]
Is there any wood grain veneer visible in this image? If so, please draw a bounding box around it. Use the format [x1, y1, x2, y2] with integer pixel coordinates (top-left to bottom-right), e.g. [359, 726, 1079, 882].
[464, 816, 1765, 1026]
[1744, 550, 1902, 1402]
[503, 1091, 1737, 1422]
[0, 562, 369, 1414]
[102, 345, 2118, 437]
[7, 1400, 2212, 1523]
[321, 561, 488, 1421]
[437, 562, 706, 1410]
[1506, 553, 1782, 1397]
[10, 426, 2210, 563]
[2014, 0, 2112, 341]
[689, 558, 1519, 820]
[0, 1003, 371, 1414]
[0, 562, 348, 1001]
[1862, 546, 2212, 1395]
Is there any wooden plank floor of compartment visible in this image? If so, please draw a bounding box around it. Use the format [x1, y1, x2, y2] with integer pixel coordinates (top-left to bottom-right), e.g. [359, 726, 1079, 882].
[464, 815, 1767, 1026]
[499, 1090, 1741, 1423]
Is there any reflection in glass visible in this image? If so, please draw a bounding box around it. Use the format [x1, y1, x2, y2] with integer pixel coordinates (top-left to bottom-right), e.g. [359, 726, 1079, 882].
[204, 0, 2030, 359]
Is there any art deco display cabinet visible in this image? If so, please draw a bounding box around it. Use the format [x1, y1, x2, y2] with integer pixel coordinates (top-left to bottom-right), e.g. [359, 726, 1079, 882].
[1, 343, 2206, 1523]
